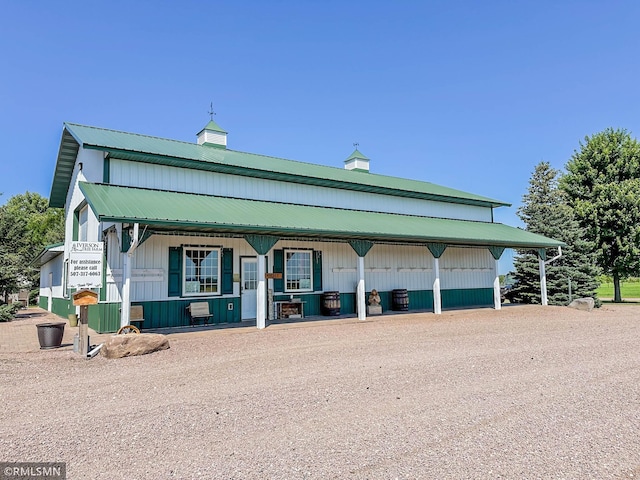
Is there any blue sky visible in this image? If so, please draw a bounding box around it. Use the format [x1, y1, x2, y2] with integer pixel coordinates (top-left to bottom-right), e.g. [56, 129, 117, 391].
[2, 1, 640, 273]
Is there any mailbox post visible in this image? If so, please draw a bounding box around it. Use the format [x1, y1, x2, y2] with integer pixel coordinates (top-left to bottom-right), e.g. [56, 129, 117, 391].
[72, 289, 98, 357]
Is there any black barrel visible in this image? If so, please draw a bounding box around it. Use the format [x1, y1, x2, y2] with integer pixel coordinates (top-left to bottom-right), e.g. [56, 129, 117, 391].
[392, 289, 409, 311]
[321, 291, 341, 316]
[36, 322, 66, 349]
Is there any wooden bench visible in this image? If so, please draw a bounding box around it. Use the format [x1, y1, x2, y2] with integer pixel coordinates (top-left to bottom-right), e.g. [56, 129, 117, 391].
[187, 302, 212, 326]
[129, 305, 145, 330]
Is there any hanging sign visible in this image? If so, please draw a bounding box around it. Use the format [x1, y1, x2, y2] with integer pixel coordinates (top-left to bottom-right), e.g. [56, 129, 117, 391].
[68, 242, 104, 288]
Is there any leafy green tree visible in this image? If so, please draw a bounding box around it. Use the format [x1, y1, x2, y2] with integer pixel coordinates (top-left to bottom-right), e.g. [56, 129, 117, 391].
[0, 192, 64, 303]
[560, 128, 640, 302]
[510, 162, 600, 305]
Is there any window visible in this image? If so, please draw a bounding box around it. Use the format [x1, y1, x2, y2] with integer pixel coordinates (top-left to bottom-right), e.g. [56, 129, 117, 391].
[284, 249, 313, 292]
[78, 206, 88, 241]
[183, 247, 221, 296]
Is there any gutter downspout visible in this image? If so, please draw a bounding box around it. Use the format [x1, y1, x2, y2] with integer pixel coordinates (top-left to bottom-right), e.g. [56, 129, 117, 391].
[540, 246, 562, 306]
[121, 223, 140, 328]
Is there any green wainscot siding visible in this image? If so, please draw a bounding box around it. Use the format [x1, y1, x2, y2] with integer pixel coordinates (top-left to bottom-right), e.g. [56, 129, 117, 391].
[441, 288, 493, 309]
[87, 298, 242, 333]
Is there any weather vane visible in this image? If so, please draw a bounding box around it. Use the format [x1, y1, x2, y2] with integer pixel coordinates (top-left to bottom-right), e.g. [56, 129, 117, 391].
[353, 142, 359, 149]
[208, 102, 216, 120]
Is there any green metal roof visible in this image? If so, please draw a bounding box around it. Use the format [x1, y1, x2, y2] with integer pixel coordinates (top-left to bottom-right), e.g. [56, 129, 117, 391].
[197, 119, 227, 134]
[50, 122, 510, 209]
[78, 182, 562, 249]
[345, 148, 369, 161]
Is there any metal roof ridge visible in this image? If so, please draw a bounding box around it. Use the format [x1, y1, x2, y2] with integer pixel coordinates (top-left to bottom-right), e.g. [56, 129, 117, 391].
[78, 182, 505, 224]
[64, 122, 203, 149]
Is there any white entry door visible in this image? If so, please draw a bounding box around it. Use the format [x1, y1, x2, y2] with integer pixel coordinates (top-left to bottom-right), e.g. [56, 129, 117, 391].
[241, 257, 258, 320]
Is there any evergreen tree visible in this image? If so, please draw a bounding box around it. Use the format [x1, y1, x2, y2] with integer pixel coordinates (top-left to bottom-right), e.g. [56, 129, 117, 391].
[560, 128, 640, 302]
[510, 162, 600, 305]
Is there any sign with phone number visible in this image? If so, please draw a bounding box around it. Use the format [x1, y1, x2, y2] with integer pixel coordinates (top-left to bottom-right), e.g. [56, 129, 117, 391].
[68, 242, 104, 288]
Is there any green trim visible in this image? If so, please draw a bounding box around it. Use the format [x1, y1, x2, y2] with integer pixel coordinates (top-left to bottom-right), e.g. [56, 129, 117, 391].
[427, 243, 447, 258]
[244, 234, 279, 255]
[49, 128, 80, 208]
[538, 249, 547, 261]
[103, 156, 110, 183]
[349, 240, 374, 257]
[72, 210, 79, 241]
[442, 288, 493, 309]
[88, 298, 242, 333]
[488, 246, 505, 260]
[273, 249, 284, 292]
[222, 248, 233, 294]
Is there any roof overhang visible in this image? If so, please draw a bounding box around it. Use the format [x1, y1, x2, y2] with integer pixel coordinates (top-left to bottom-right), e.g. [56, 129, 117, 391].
[49, 127, 80, 208]
[79, 182, 563, 249]
[31, 243, 64, 267]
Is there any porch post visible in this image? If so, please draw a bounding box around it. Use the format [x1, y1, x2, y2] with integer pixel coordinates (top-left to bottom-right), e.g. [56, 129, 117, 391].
[348, 240, 374, 322]
[488, 246, 505, 311]
[257, 254, 267, 329]
[121, 223, 140, 328]
[427, 243, 447, 315]
[356, 256, 366, 321]
[244, 235, 280, 329]
[539, 253, 548, 306]
[493, 263, 501, 310]
[433, 258, 442, 315]
[121, 252, 131, 328]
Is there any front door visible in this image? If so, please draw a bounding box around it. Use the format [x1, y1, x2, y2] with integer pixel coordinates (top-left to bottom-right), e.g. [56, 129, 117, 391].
[241, 257, 258, 320]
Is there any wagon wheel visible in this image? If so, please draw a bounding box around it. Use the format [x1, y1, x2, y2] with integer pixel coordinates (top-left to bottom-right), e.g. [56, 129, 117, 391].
[117, 325, 140, 335]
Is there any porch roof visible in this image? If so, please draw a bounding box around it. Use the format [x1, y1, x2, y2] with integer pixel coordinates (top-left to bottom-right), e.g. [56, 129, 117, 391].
[79, 182, 563, 249]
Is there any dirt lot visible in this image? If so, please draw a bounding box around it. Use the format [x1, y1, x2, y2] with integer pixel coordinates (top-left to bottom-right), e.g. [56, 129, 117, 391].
[1, 305, 639, 479]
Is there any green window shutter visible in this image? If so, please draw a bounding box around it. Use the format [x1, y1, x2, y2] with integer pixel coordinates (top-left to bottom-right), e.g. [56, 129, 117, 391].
[168, 247, 182, 297]
[222, 248, 233, 294]
[313, 250, 323, 291]
[72, 211, 79, 241]
[273, 249, 284, 292]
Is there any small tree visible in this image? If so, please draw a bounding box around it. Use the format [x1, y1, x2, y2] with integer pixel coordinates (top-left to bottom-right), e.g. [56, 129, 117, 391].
[561, 128, 640, 302]
[510, 162, 600, 305]
[0, 192, 64, 303]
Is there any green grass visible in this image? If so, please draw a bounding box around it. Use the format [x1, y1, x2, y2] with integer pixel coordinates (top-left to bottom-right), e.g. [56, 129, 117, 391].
[597, 281, 640, 299]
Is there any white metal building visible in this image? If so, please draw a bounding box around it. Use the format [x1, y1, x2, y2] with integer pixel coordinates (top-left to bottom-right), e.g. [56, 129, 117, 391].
[36, 120, 562, 332]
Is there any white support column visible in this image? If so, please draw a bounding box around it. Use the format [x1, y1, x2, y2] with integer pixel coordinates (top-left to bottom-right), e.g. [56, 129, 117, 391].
[121, 252, 131, 328]
[493, 259, 501, 310]
[257, 254, 267, 329]
[121, 223, 139, 328]
[539, 257, 548, 306]
[356, 256, 366, 321]
[433, 257, 442, 315]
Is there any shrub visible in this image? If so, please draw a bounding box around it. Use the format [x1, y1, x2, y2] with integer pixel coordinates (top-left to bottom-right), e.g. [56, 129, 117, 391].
[0, 303, 20, 322]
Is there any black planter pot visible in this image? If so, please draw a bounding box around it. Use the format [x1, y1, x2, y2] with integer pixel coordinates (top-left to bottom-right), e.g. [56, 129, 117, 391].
[36, 322, 66, 349]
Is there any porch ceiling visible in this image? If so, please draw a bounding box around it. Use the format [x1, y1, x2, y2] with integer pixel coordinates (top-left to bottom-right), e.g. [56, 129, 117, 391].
[79, 182, 564, 249]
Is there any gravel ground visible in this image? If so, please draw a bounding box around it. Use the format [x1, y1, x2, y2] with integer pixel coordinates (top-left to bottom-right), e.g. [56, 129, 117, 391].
[1, 304, 639, 479]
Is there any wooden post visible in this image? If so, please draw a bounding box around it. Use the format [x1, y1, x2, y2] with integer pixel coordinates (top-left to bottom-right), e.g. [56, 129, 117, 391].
[79, 305, 89, 357]
[72, 289, 98, 357]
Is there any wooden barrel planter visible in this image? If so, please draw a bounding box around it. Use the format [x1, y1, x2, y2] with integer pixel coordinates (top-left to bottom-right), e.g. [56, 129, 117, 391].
[321, 291, 341, 316]
[392, 289, 409, 311]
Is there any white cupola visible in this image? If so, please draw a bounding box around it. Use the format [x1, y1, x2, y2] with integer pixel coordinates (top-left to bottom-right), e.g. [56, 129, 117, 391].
[344, 147, 370, 172]
[197, 119, 227, 148]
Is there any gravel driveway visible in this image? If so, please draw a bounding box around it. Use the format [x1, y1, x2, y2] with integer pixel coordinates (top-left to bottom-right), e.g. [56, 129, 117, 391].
[1, 305, 639, 479]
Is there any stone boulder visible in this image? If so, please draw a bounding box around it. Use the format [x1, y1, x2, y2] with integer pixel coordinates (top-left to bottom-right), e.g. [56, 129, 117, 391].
[568, 297, 595, 312]
[102, 333, 170, 359]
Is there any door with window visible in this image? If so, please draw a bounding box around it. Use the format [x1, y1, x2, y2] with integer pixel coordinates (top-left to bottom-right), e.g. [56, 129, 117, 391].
[241, 257, 258, 320]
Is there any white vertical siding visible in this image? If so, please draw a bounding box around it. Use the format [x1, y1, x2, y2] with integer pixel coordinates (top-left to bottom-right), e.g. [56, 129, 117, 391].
[439, 247, 494, 290]
[105, 236, 496, 303]
[109, 159, 493, 222]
